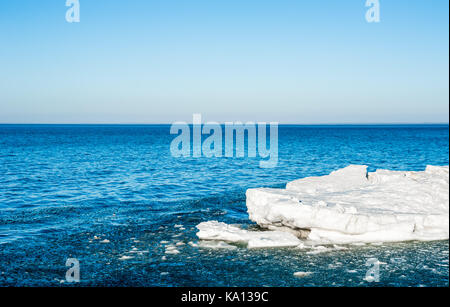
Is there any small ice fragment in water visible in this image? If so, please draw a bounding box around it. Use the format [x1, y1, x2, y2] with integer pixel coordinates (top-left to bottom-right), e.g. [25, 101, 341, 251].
[165, 245, 180, 254]
[119, 255, 134, 260]
[293, 272, 313, 278]
[165, 249, 180, 255]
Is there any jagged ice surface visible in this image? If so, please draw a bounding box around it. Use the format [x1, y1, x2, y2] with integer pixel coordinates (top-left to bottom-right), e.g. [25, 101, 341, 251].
[247, 165, 449, 244]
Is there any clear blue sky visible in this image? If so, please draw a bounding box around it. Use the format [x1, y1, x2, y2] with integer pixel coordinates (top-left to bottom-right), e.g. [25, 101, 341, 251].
[0, 0, 448, 124]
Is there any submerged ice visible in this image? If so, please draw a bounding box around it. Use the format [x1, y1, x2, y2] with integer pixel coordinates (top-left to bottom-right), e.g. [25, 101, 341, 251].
[197, 165, 449, 247]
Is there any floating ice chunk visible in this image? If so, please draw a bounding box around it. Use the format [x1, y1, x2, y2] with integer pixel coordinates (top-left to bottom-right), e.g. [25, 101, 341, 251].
[246, 165, 449, 244]
[118, 255, 134, 260]
[165, 250, 180, 255]
[196, 221, 301, 248]
[128, 247, 148, 254]
[165, 247, 180, 255]
[293, 272, 313, 278]
[165, 244, 180, 254]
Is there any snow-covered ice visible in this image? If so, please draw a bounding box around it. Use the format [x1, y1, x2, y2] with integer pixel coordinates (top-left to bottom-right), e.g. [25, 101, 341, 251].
[197, 165, 449, 246]
[246, 165, 449, 244]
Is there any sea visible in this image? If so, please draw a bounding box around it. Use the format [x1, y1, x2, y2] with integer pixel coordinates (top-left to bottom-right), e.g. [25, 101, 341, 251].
[0, 124, 448, 286]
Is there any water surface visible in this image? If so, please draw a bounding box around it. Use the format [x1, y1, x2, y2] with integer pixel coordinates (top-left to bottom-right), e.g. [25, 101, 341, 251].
[0, 124, 448, 286]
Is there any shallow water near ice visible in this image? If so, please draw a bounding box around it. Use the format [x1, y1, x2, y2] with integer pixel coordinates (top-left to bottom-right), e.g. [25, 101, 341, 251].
[0, 124, 448, 286]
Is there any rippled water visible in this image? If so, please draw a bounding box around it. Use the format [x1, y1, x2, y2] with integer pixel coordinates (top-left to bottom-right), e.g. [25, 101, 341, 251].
[0, 124, 448, 286]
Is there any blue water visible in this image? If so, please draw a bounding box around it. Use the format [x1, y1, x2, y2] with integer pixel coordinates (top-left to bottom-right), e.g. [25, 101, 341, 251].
[0, 124, 448, 286]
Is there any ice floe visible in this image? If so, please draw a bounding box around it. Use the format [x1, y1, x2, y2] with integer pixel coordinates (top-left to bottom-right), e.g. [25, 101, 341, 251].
[246, 165, 449, 244]
[197, 165, 449, 246]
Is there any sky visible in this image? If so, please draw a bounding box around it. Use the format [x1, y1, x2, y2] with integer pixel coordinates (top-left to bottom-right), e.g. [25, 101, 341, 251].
[0, 0, 448, 124]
